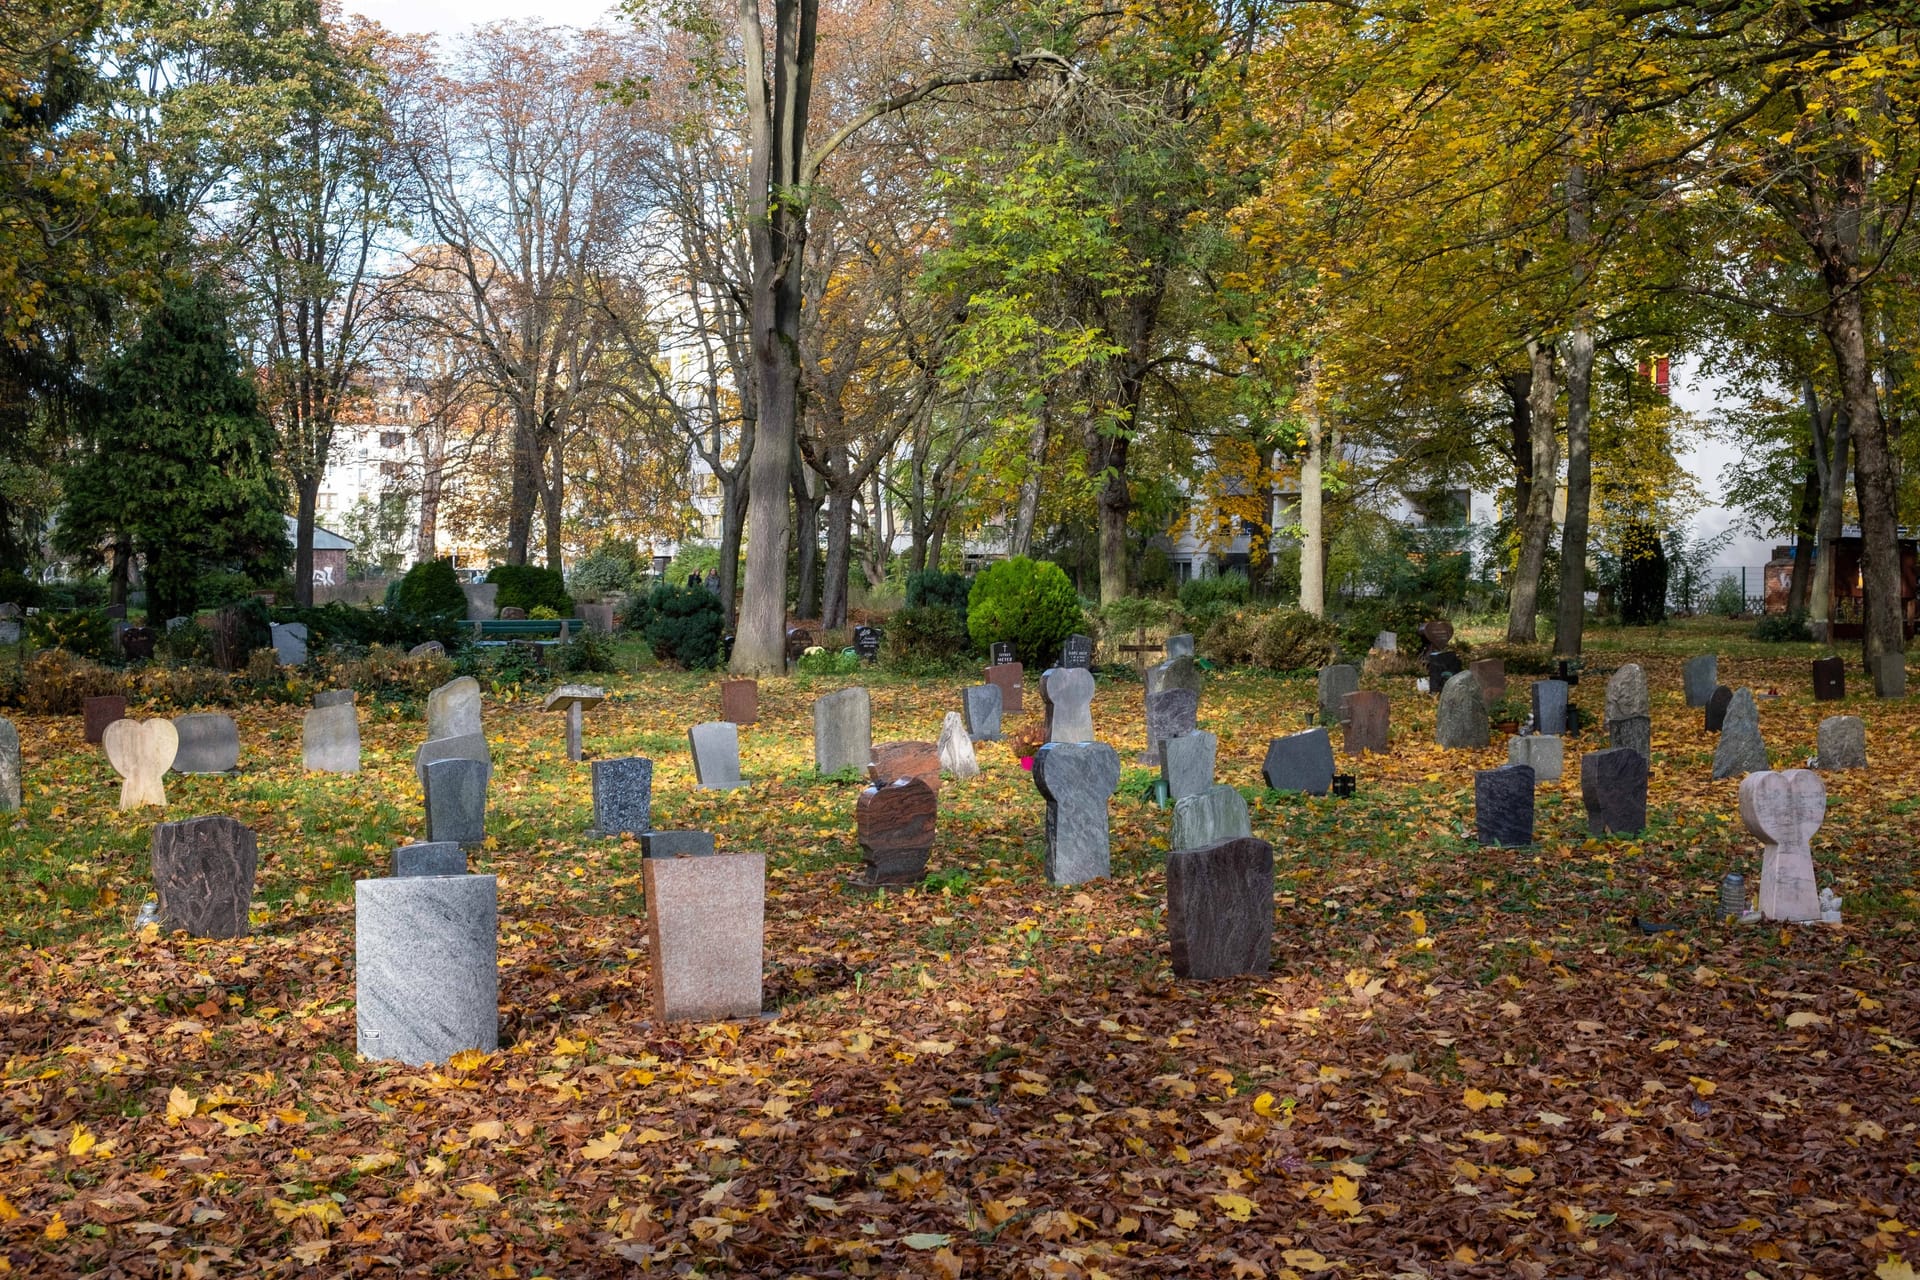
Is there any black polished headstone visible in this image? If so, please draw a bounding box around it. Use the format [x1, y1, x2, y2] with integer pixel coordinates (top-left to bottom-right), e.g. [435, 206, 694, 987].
[1812, 656, 1845, 701]
[1705, 685, 1733, 732]
[1425, 650, 1463, 691]
[1474, 764, 1535, 847]
[989, 641, 1015, 666]
[1059, 633, 1094, 669]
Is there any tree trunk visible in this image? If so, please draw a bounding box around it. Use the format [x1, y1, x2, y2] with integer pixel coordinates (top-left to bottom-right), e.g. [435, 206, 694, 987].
[791, 444, 820, 620]
[1009, 405, 1049, 558]
[822, 482, 853, 630]
[416, 438, 443, 565]
[1298, 400, 1325, 616]
[109, 538, 133, 609]
[1809, 405, 1849, 639]
[544, 436, 565, 572]
[1553, 323, 1594, 658]
[506, 411, 537, 565]
[1506, 339, 1559, 642]
[1785, 395, 1822, 616]
[716, 474, 746, 629]
[1097, 460, 1130, 604]
[1505, 368, 1534, 520]
[1821, 291, 1905, 688]
[293, 479, 319, 608]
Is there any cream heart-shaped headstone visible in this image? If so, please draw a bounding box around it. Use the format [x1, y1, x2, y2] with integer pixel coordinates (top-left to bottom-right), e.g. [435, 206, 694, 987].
[1739, 768, 1826, 923]
[104, 718, 178, 810]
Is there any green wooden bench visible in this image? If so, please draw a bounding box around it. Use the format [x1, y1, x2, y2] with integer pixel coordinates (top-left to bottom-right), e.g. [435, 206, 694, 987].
[470, 618, 577, 642]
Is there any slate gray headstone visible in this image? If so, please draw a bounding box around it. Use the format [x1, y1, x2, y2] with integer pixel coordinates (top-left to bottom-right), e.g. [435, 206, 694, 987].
[1144, 687, 1200, 765]
[1342, 691, 1389, 755]
[1580, 746, 1648, 836]
[1145, 654, 1204, 700]
[812, 687, 872, 775]
[1165, 633, 1195, 660]
[1608, 714, 1652, 762]
[1171, 782, 1252, 851]
[1529, 680, 1569, 735]
[0, 716, 17, 813]
[1162, 729, 1218, 801]
[1059, 634, 1094, 669]
[1815, 714, 1866, 770]
[393, 842, 466, 877]
[356, 873, 497, 1065]
[963, 684, 1003, 741]
[414, 732, 491, 788]
[642, 830, 716, 858]
[591, 757, 653, 837]
[1475, 764, 1535, 847]
[151, 816, 257, 938]
[461, 582, 499, 621]
[937, 712, 979, 782]
[314, 689, 356, 708]
[1032, 741, 1120, 886]
[427, 676, 483, 741]
[171, 712, 240, 774]
[1683, 654, 1718, 707]
[1316, 664, 1359, 726]
[986, 662, 1024, 714]
[1263, 727, 1334, 795]
[1435, 671, 1490, 748]
[1811, 656, 1845, 701]
[1705, 685, 1733, 733]
[688, 721, 745, 789]
[1605, 664, 1650, 721]
[0, 619, 18, 646]
[423, 757, 488, 845]
[645, 852, 765, 1021]
[1042, 667, 1096, 743]
[1712, 688, 1769, 779]
[856, 776, 938, 886]
[302, 702, 360, 774]
[1165, 836, 1273, 980]
[1507, 733, 1563, 782]
[1871, 652, 1907, 699]
[270, 622, 309, 665]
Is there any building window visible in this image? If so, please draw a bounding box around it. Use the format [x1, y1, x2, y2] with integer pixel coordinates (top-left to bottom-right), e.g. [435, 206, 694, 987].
[380, 430, 404, 449]
[318, 492, 335, 512]
[379, 460, 407, 482]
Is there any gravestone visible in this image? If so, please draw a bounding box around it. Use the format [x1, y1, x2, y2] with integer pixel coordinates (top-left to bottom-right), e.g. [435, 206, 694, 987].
[720, 679, 759, 726]
[1815, 715, 1866, 770]
[785, 627, 814, 663]
[1263, 727, 1335, 794]
[1171, 783, 1252, 850]
[1580, 746, 1648, 836]
[498, 606, 528, 621]
[1144, 688, 1200, 765]
[869, 740, 940, 790]
[1375, 631, 1397, 653]
[0, 717, 15, 812]
[1470, 658, 1508, 705]
[1059, 634, 1094, 670]
[152, 816, 257, 938]
[356, 873, 498, 1065]
[1608, 713, 1652, 761]
[813, 687, 872, 775]
[1165, 633, 1195, 660]
[1342, 691, 1390, 755]
[120, 625, 156, 661]
[1529, 680, 1569, 736]
[301, 702, 360, 774]
[645, 852, 765, 1021]
[1425, 650, 1463, 691]
[1507, 733, 1563, 782]
[963, 684, 1003, 741]
[1316, 664, 1359, 726]
[461, 581, 499, 621]
[542, 684, 604, 762]
[1145, 654, 1204, 700]
[688, 721, 744, 789]
[1162, 730, 1218, 801]
[314, 689, 356, 709]
[1032, 741, 1120, 886]
[578, 602, 616, 635]
[270, 622, 309, 665]
[1474, 764, 1535, 847]
[1042, 667, 1096, 743]
[1166, 836, 1273, 980]
[427, 676, 483, 741]
[409, 640, 446, 659]
[1604, 664, 1651, 761]
[590, 757, 653, 837]
[852, 625, 884, 662]
[1435, 671, 1490, 748]
[83, 695, 127, 745]
[1871, 652, 1907, 699]
[423, 757, 489, 845]
[1811, 656, 1845, 701]
[1419, 619, 1455, 652]
[0, 618, 17, 646]
[985, 661, 1024, 714]
[1712, 688, 1769, 779]
[104, 719, 176, 809]
[172, 713, 240, 774]
[937, 712, 979, 782]
[393, 842, 466, 877]
[1705, 685, 1733, 733]
[1683, 654, 1718, 707]
[1740, 770, 1826, 922]
[989, 641, 1015, 666]
[413, 733, 490, 788]
[642, 830, 715, 858]
[855, 776, 938, 885]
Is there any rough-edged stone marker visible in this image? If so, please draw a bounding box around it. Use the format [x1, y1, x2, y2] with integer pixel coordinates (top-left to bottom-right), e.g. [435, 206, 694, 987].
[1475, 764, 1535, 847]
[542, 684, 604, 762]
[1815, 715, 1866, 770]
[356, 873, 498, 1065]
[1712, 689, 1769, 779]
[1263, 727, 1335, 794]
[1316, 664, 1359, 725]
[1144, 688, 1200, 765]
[1580, 746, 1648, 836]
[1425, 650, 1463, 692]
[688, 721, 744, 789]
[120, 625, 155, 660]
[461, 582, 499, 621]
[813, 687, 872, 775]
[1811, 656, 1846, 702]
[152, 816, 257, 938]
[1342, 691, 1389, 755]
[314, 688, 356, 708]
[1470, 658, 1508, 705]
[104, 719, 176, 809]
[869, 740, 940, 791]
[171, 713, 240, 774]
[963, 684, 1003, 741]
[856, 776, 938, 885]
[1436, 671, 1490, 748]
[645, 852, 765, 1021]
[1166, 836, 1273, 980]
[302, 702, 360, 774]
[413, 733, 490, 788]
[270, 621, 308, 665]
[1171, 782, 1252, 851]
[1145, 654, 1204, 700]
[1375, 631, 1397, 653]
[1042, 667, 1096, 743]
[1530, 680, 1569, 735]
[578, 602, 616, 635]
[642, 830, 715, 858]
[498, 606, 528, 621]
[1162, 730, 1218, 801]
[1872, 652, 1907, 699]
[985, 661, 1024, 714]
[720, 679, 758, 726]
[1609, 713, 1652, 761]
[1604, 664, 1651, 760]
[427, 676, 483, 741]
[1033, 741, 1120, 886]
[0, 717, 17, 813]
[1165, 633, 1195, 660]
[423, 757, 488, 845]
[393, 842, 466, 877]
[1507, 733, 1563, 782]
[1683, 654, 1718, 707]
[1705, 685, 1733, 733]
[590, 757, 653, 837]
[408, 641, 446, 659]
[938, 713, 979, 782]
[1740, 769, 1826, 922]
[1059, 633, 1094, 669]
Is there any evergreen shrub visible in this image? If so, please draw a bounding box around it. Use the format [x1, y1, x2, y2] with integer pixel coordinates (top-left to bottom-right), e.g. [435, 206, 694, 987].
[624, 582, 724, 669]
[487, 564, 574, 616]
[966, 557, 1080, 668]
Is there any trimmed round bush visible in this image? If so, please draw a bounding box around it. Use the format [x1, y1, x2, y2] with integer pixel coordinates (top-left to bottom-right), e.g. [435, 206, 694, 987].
[883, 605, 971, 671]
[487, 564, 575, 616]
[391, 557, 468, 622]
[624, 583, 724, 669]
[966, 557, 1081, 668]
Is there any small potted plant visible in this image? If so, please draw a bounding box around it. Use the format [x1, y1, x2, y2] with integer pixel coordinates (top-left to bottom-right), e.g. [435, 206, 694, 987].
[1009, 721, 1048, 771]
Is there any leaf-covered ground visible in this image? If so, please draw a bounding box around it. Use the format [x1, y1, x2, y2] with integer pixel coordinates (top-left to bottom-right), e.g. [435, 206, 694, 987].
[1, 620, 1916, 1278]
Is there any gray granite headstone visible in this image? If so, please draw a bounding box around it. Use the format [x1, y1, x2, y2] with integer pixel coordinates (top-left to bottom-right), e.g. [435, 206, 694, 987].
[688, 721, 744, 789]
[1162, 730, 1217, 801]
[0, 619, 18, 646]
[1474, 764, 1535, 846]
[1608, 714, 1652, 761]
[0, 716, 17, 813]
[1166, 836, 1273, 980]
[356, 873, 497, 1065]
[1165, 633, 1195, 660]
[414, 732, 490, 788]
[591, 757, 653, 837]
[1042, 667, 1096, 743]
[171, 713, 240, 774]
[1815, 715, 1866, 770]
[1145, 654, 1204, 700]
[1262, 727, 1334, 794]
[423, 757, 488, 845]
[1530, 680, 1569, 735]
[151, 816, 256, 938]
[270, 622, 309, 665]
[1871, 652, 1907, 699]
[1435, 671, 1489, 748]
[1375, 631, 1397, 653]
[302, 702, 360, 774]
[314, 689, 356, 708]
[1032, 741, 1120, 886]
[812, 687, 872, 775]
[1316, 664, 1359, 725]
[1712, 688, 1768, 779]
[642, 830, 716, 858]
[1683, 655, 1718, 707]
[963, 684, 1003, 741]
[1705, 685, 1733, 733]
[1605, 663, 1650, 721]
[1144, 687, 1200, 765]
[1171, 782, 1252, 851]
[1507, 733, 1562, 782]
[1342, 691, 1389, 755]
[393, 842, 466, 877]
[427, 676, 483, 741]
[1581, 746, 1648, 836]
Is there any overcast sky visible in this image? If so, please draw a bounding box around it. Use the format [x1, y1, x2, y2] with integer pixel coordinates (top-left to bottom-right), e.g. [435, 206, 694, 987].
[346, 0, 615, 35]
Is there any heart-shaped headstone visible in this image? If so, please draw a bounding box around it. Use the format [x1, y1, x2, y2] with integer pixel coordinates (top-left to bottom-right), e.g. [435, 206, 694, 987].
[1739, 768, 1825, 923]
[104, 719, 178, 809]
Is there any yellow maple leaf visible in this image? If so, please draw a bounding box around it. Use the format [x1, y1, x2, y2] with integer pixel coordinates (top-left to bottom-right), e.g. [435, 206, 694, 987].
[582, 1131, 624, 1159]
[468, 1120, 505, 1142]
[1315, 1176, 1363, 1218]
[448, 1049, 491, 1071]
[1463, 1088, 1507, 1112]
[1877, 1258, 1919, 1280]
[456, 1182, 500, 1207]
[165, 1087, 196, 1125]
[1406, 909, 1427, 937]
[1282, 1247, 1333, 1272]
[1213, 1192, 1256, 1222]
[44, 1212, 67, 1241]
[67, 1126, 95, 1158]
